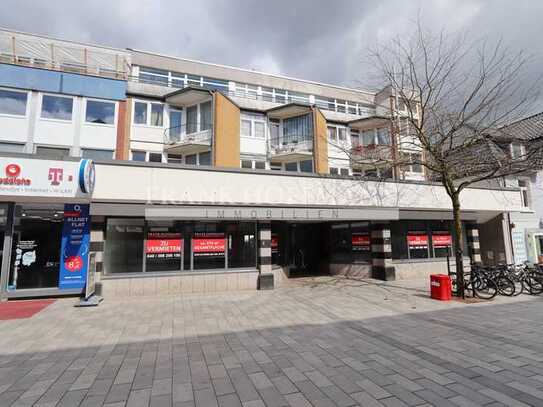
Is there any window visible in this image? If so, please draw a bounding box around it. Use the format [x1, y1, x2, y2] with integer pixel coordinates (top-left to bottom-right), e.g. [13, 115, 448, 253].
[254, 161, 266, 170]
[351, 130, 360, 147]
[0, 89, 27, 116]
[131, 151, 146, 162]
[241, 120, 251, 138]
[105, 218, 144, 274]
[41, 95, 73, 121]
[327, 126, 336, 141]
[82, 149, 114, 160]
[361, 130, 375, 145]
[377, 127, 391, 145]
[85, 100, 115, 124]
[300, 160, 313, 173]
[149, 153, 163, 163]
[519, 180, 529, 207]
[340, 168, 349, 176]
[169, 109, 182, 142]
[167, 154, 183, 164]
[270, 162, 282, 171]
[0, 142, 24, 153]
[511, 143, 524, 159]
[285, 162, 298, 172]
[185, 154, 197, 165]
[200, 101, 212, 131]
[187, 105, 198, 134]
[330, 167, 339, 175]
[283, 114, 312, 143]
[36, 146, 70, 159]
[150, 104, 163, 126]
[338, 128, 347, 142]
[199, 151, 211, 166]
[241, 160, 252, 169]
[402, 152, 423, 173]
[254, 122, 265, 139]
[139, 67, 169, 85]
[134, 102, 147, 124]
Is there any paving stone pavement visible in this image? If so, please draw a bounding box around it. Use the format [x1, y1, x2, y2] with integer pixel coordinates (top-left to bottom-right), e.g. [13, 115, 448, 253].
[1, 276, 543, 406]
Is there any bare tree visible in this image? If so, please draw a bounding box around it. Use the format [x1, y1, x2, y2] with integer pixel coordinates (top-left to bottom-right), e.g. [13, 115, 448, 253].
[340, 20, 543, 296]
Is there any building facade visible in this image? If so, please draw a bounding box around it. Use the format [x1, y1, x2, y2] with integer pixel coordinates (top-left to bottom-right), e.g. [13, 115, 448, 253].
[0, 29, 526, 299]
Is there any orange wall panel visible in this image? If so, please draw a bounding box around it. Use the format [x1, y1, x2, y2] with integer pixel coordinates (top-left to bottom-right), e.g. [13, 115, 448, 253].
[213, 93, 240, 168]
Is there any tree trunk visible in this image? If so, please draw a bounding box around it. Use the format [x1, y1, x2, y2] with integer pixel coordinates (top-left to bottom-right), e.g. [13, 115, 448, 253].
[452, 193, 465, 298]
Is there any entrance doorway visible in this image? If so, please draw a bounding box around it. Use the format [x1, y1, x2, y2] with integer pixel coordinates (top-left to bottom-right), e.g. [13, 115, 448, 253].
[287, 223, 328, 277]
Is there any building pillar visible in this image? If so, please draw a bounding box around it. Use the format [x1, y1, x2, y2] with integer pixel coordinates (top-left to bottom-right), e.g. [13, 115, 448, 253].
[90, 216, 105, 274]
[465, 223, 482, 264]
[257, 221, 272, 274]
[371, 222, 395, 281]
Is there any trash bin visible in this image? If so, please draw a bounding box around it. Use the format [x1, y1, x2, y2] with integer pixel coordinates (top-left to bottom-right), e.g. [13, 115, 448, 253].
[430, 274, 452, 301]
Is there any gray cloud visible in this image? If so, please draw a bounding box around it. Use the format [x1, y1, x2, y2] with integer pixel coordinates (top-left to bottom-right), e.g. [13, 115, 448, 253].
[1, 0, 542, 110]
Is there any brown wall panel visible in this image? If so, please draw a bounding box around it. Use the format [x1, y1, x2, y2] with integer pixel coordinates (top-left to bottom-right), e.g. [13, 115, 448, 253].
[213, 93, 240, 168]
[313, 107, 329, 174]
[115, 99, 131, 160]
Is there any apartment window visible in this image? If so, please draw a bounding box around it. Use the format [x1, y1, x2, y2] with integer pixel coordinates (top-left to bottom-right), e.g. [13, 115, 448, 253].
[131, 151, 146, 162]
[241, 160, 252, 169]
[340, 168, 349, 176]
[283, 114, 312, 143]
[85, 100, 115, 124]
[241, 112, 266, 139]
[199, 151, 211, 166]
[149, 152, 163, 163]
[330, 167, 339, 175]
[402, 152, 423, 173]
[185, 154, 197, 165]
[299, 160, 313, 173]
[254, 161, 266, 170]
[519, 180, 529, 207]
[241, 120, 251, 138]
[41, 95, 73, 121]
[36, 146, 70, 159]
[202, 77, 228, 92]
[0, 142, 24, 153]
[200, 101, 212, 131]
[270, 162, 282, 171]
[511, 143, 524, 159]
[82, 149, 114, 160]
[186, 105, 198, 134]
[167, 154, 183, 164]
[134, 102, 147, 124]
[169, 109, 182, 141]
[187, 74, 201, 87]
[139, 67, 169, 85]
[351, 130, 360, 147]
[377, 127, 391, 145]
[0, 89, 27, 116]
[361, 130, 375, 145]
[338, 128, 347, 142]
[327, 126, 336, 141]
[150, 104, 163, 126]
[285, 162, 298, 172]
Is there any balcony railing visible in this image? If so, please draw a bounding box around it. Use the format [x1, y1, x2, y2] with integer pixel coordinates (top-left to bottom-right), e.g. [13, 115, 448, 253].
[163, 124, 212, 154]
[350, 143, 393, 167]
[0, 30, 130, 79]
[268, 137, 313, 161]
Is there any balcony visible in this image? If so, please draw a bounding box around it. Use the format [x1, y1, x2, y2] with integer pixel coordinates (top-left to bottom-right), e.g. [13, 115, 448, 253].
[350, 144, 393, 168]
[269, 137, 313, 162]
[164, 124, 212, 155]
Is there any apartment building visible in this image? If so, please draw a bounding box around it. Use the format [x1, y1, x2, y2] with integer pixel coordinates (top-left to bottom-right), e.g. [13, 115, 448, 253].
[0, 29, 525, 299]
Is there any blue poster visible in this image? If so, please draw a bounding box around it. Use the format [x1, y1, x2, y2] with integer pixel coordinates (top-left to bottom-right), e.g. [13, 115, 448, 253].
[59, 204, 90, 290]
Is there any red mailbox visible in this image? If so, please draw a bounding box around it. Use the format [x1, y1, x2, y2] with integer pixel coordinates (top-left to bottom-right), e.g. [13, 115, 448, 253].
[430, 274, 452, 301]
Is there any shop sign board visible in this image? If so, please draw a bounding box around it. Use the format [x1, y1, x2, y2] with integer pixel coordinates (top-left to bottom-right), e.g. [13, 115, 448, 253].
[352, 233, 370, 251]
[0, 157, 94, 199]
[271, 234, 279, 254]
[407, 233, 429, 249]
[193, 235, 226, 257]
[59, 204, 90, 290]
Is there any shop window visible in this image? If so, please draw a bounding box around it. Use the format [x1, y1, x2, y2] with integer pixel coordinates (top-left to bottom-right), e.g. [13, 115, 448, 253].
[351, 222, 371, 263]
[104, 218, 144, 273]
[8, 205, 65, 290]
[192, 224, 226, 270]
[432, 231, 453, 258]
[145, 222, 182, 272]
[329, 223, 351, 263]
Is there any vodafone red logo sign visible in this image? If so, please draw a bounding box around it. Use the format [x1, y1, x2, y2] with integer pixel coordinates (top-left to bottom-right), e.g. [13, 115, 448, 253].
[6, 163, 21, 177]
[0, 163, 31, 186]
[64, 256, 83, 272]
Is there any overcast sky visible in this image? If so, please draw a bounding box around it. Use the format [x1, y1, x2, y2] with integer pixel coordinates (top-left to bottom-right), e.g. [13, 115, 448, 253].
[1, 0, 542, 109]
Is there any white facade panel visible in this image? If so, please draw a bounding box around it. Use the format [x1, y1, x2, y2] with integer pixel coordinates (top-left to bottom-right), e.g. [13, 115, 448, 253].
[0, 115, 28, 143]
[80, 123, 117, 150]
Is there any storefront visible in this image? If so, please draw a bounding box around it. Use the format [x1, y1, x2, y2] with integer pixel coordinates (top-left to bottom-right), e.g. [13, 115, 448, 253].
[0, 156, 95, 299]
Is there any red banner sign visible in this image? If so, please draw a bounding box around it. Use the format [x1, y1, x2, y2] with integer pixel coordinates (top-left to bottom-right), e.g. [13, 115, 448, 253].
[352, 233, 370, 251]
[433, 234, 452, 248]
[407, 234, 429, 247]
[146, 232, 182, 255]
[193, 238, 226, 254]
[271, 235, 279, 253]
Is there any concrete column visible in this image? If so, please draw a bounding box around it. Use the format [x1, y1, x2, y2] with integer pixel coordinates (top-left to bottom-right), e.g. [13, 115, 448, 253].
[465, 223, 482, 264]
[371, 222, 395, 281]
[90, 216, 105, 274]
[257, 221, 272, 274]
